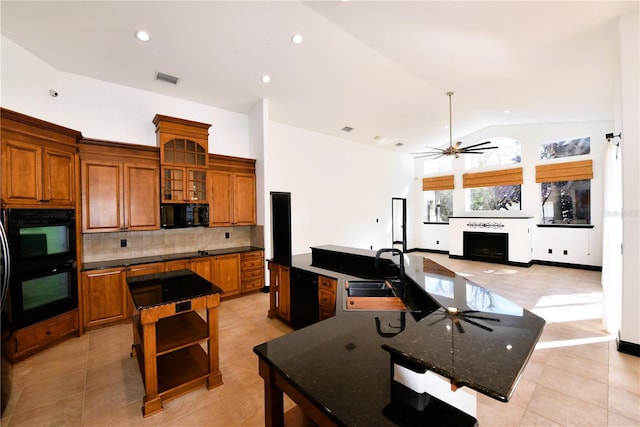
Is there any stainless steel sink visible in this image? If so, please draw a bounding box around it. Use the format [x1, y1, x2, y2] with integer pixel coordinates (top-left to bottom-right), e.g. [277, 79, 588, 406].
[345, 280, 406, 311]
[346, 280, 395, 297]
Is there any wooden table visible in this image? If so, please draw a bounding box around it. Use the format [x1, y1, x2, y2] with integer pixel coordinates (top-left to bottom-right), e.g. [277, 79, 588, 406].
[127, 270, 224, 417]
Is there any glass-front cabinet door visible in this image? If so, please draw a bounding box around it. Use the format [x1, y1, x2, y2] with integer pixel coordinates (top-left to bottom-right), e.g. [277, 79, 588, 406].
[160, 138, 208, 203]
[154, 114, 211, 204]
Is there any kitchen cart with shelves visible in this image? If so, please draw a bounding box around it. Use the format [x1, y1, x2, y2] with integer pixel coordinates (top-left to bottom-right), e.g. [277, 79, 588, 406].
[126, 269, 224, 417]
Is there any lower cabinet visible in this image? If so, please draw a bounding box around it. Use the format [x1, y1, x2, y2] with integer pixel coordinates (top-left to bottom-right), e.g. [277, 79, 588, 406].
[268, 262, 290, 322]
[81, 251, 260, 330]
[82, 267, 127, 330]
[82, 263, 164, 330]
[5, 310, 79, 363]
[318, 276, 337, 320]
[212, 254, 241, 297]
[241, 250, 264, 292]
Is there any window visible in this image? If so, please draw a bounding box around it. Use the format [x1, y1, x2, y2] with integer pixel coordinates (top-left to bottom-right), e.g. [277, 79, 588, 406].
[425, 190, 453, 222]
[536, 159, 593, 225]
[465, 137, 521, 170]
[467, 185, 522, 211]
[423, 175, 454, 223]
[463, 167, 523, 212]
[540, 180, 590, 224]
[423, 155, 452, 175]
[539, 136, 590, 160]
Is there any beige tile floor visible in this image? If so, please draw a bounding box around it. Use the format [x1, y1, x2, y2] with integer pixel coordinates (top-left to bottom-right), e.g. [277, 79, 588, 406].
[2, 254, 639, 426]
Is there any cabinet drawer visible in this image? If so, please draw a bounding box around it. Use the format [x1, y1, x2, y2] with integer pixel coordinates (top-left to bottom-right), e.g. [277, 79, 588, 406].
[318, 276, 337, 292]
[318, 288, 336, 309]
[242, 277, 264, 291]
[319, 307, 335, 321]
[241, 250, 264, 260]
[241, 268, 264, 281]
[242, 259, 264, 270]
[14, 310, 78, 355]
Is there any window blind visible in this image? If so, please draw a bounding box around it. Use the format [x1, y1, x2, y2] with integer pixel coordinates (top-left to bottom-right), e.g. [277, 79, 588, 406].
[535, 159, 593, 182]
[462, 167, 523, 188]
[422, 175, 454, 191]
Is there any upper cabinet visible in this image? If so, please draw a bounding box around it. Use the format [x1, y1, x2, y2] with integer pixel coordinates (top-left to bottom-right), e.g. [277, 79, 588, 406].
[209, 154, 256, 227]
[1, 108, 81, 208]
[79, 139, 160, 233]
[153, 115, 211, 204]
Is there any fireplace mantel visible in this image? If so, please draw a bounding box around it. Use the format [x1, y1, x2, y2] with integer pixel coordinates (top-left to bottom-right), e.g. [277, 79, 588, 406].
[449, 217, 535, 266]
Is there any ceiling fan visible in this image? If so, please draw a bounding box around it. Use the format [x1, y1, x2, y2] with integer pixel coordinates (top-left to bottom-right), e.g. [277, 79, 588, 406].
[413, 91, 498, 159]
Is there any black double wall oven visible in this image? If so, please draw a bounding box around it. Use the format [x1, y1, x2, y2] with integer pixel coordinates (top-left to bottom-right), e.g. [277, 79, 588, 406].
[5, 209, 78, 329]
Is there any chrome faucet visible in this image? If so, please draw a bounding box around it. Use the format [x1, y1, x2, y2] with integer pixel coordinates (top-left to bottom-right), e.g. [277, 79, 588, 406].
[374, 248, 405, 286]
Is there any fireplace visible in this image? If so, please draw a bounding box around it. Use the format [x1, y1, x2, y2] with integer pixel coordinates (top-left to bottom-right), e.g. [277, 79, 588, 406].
[463, 232, 508, 264]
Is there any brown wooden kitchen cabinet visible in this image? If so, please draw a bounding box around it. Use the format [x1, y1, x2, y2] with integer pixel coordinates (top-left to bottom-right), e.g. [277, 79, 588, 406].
[82, 267, 128, 329]
[79, 140, 160, 233]
[4, 309, 79, 363]
[241, 250, 265, 292]
[212, 253, 241, 297]
[209, 171, 256, 226]
[165, 257, 213, 283]
[318, 276, 338, 321]
[1, 108, 80, 207]
[267, 262, 290, 322]
[82, 263, 165, 330]
[154, 114, 210, 204]
[208, 154, 257, 227]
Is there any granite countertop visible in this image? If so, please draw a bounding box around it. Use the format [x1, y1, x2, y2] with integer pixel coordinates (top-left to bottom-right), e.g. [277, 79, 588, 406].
[81, 245, 263, 271]
[255, 245, 545, 426]
[126, 269, 224, 310]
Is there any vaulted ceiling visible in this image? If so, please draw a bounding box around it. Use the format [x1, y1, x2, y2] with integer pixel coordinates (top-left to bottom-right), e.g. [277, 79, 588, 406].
[1, 1, 637, 153]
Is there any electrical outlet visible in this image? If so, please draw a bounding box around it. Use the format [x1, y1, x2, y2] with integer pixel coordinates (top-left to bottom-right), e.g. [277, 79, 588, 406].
[563, 250, 568, 255]
[548, 249, 552, 254]
[436, 240, 439, 245]
[120, 239, 127, 248]
[225, 232, 230, 239]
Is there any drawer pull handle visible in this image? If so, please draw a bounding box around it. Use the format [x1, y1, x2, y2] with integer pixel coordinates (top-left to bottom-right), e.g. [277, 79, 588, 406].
[46, 331, 52, 335]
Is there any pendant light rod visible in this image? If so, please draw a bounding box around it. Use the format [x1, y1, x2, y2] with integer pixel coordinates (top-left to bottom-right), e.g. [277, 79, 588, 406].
[448, 91, 454, 149]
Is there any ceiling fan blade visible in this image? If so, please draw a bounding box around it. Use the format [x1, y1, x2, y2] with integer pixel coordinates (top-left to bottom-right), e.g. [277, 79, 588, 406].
[460, 140, 493, 150]
[413, 153, 447, 159]
[461, 147, 499, 152]
[454, 319, 465, 333]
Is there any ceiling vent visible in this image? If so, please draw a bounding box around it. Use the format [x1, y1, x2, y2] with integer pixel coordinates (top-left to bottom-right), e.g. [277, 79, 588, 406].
[155, 72, 179, 85]
[341, 126, 354, 132]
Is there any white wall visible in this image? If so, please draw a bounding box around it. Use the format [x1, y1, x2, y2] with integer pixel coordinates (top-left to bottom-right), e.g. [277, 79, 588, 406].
[266, 122, 413, 256]
[1, 36, 250, 157]
[618, 11, 640, 347]
[411, 120, 611, 267]
[2, 35, 414, 259]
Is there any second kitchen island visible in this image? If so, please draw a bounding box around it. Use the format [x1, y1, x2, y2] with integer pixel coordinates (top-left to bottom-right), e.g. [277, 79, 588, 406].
[256, 245, 545, 426]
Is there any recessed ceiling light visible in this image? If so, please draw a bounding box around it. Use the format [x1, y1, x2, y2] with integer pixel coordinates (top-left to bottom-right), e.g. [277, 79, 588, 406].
[504, 110, 511, 114]
[291, 34, 303, 45]
[261, 75, 271, 84]
[134, 30, 151, 42]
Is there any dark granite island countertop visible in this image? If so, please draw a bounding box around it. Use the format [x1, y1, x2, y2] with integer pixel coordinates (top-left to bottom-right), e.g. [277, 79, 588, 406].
[254, 246, 545, 426]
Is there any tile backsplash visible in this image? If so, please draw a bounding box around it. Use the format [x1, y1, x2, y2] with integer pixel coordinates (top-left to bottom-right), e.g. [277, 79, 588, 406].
[82, 225, 263, 263]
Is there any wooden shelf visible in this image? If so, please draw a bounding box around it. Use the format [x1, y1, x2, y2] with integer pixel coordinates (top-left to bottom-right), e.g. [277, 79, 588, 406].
[157, 345, 210, 394]
[133, 312, 208, 356]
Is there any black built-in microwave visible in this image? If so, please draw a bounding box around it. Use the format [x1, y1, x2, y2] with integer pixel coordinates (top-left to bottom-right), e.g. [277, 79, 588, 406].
[160, 204, 209, 228]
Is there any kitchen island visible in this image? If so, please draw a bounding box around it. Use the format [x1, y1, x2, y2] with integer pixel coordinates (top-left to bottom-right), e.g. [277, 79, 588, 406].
[127, 269, 224, 417]
[254, 245, 545, 426]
